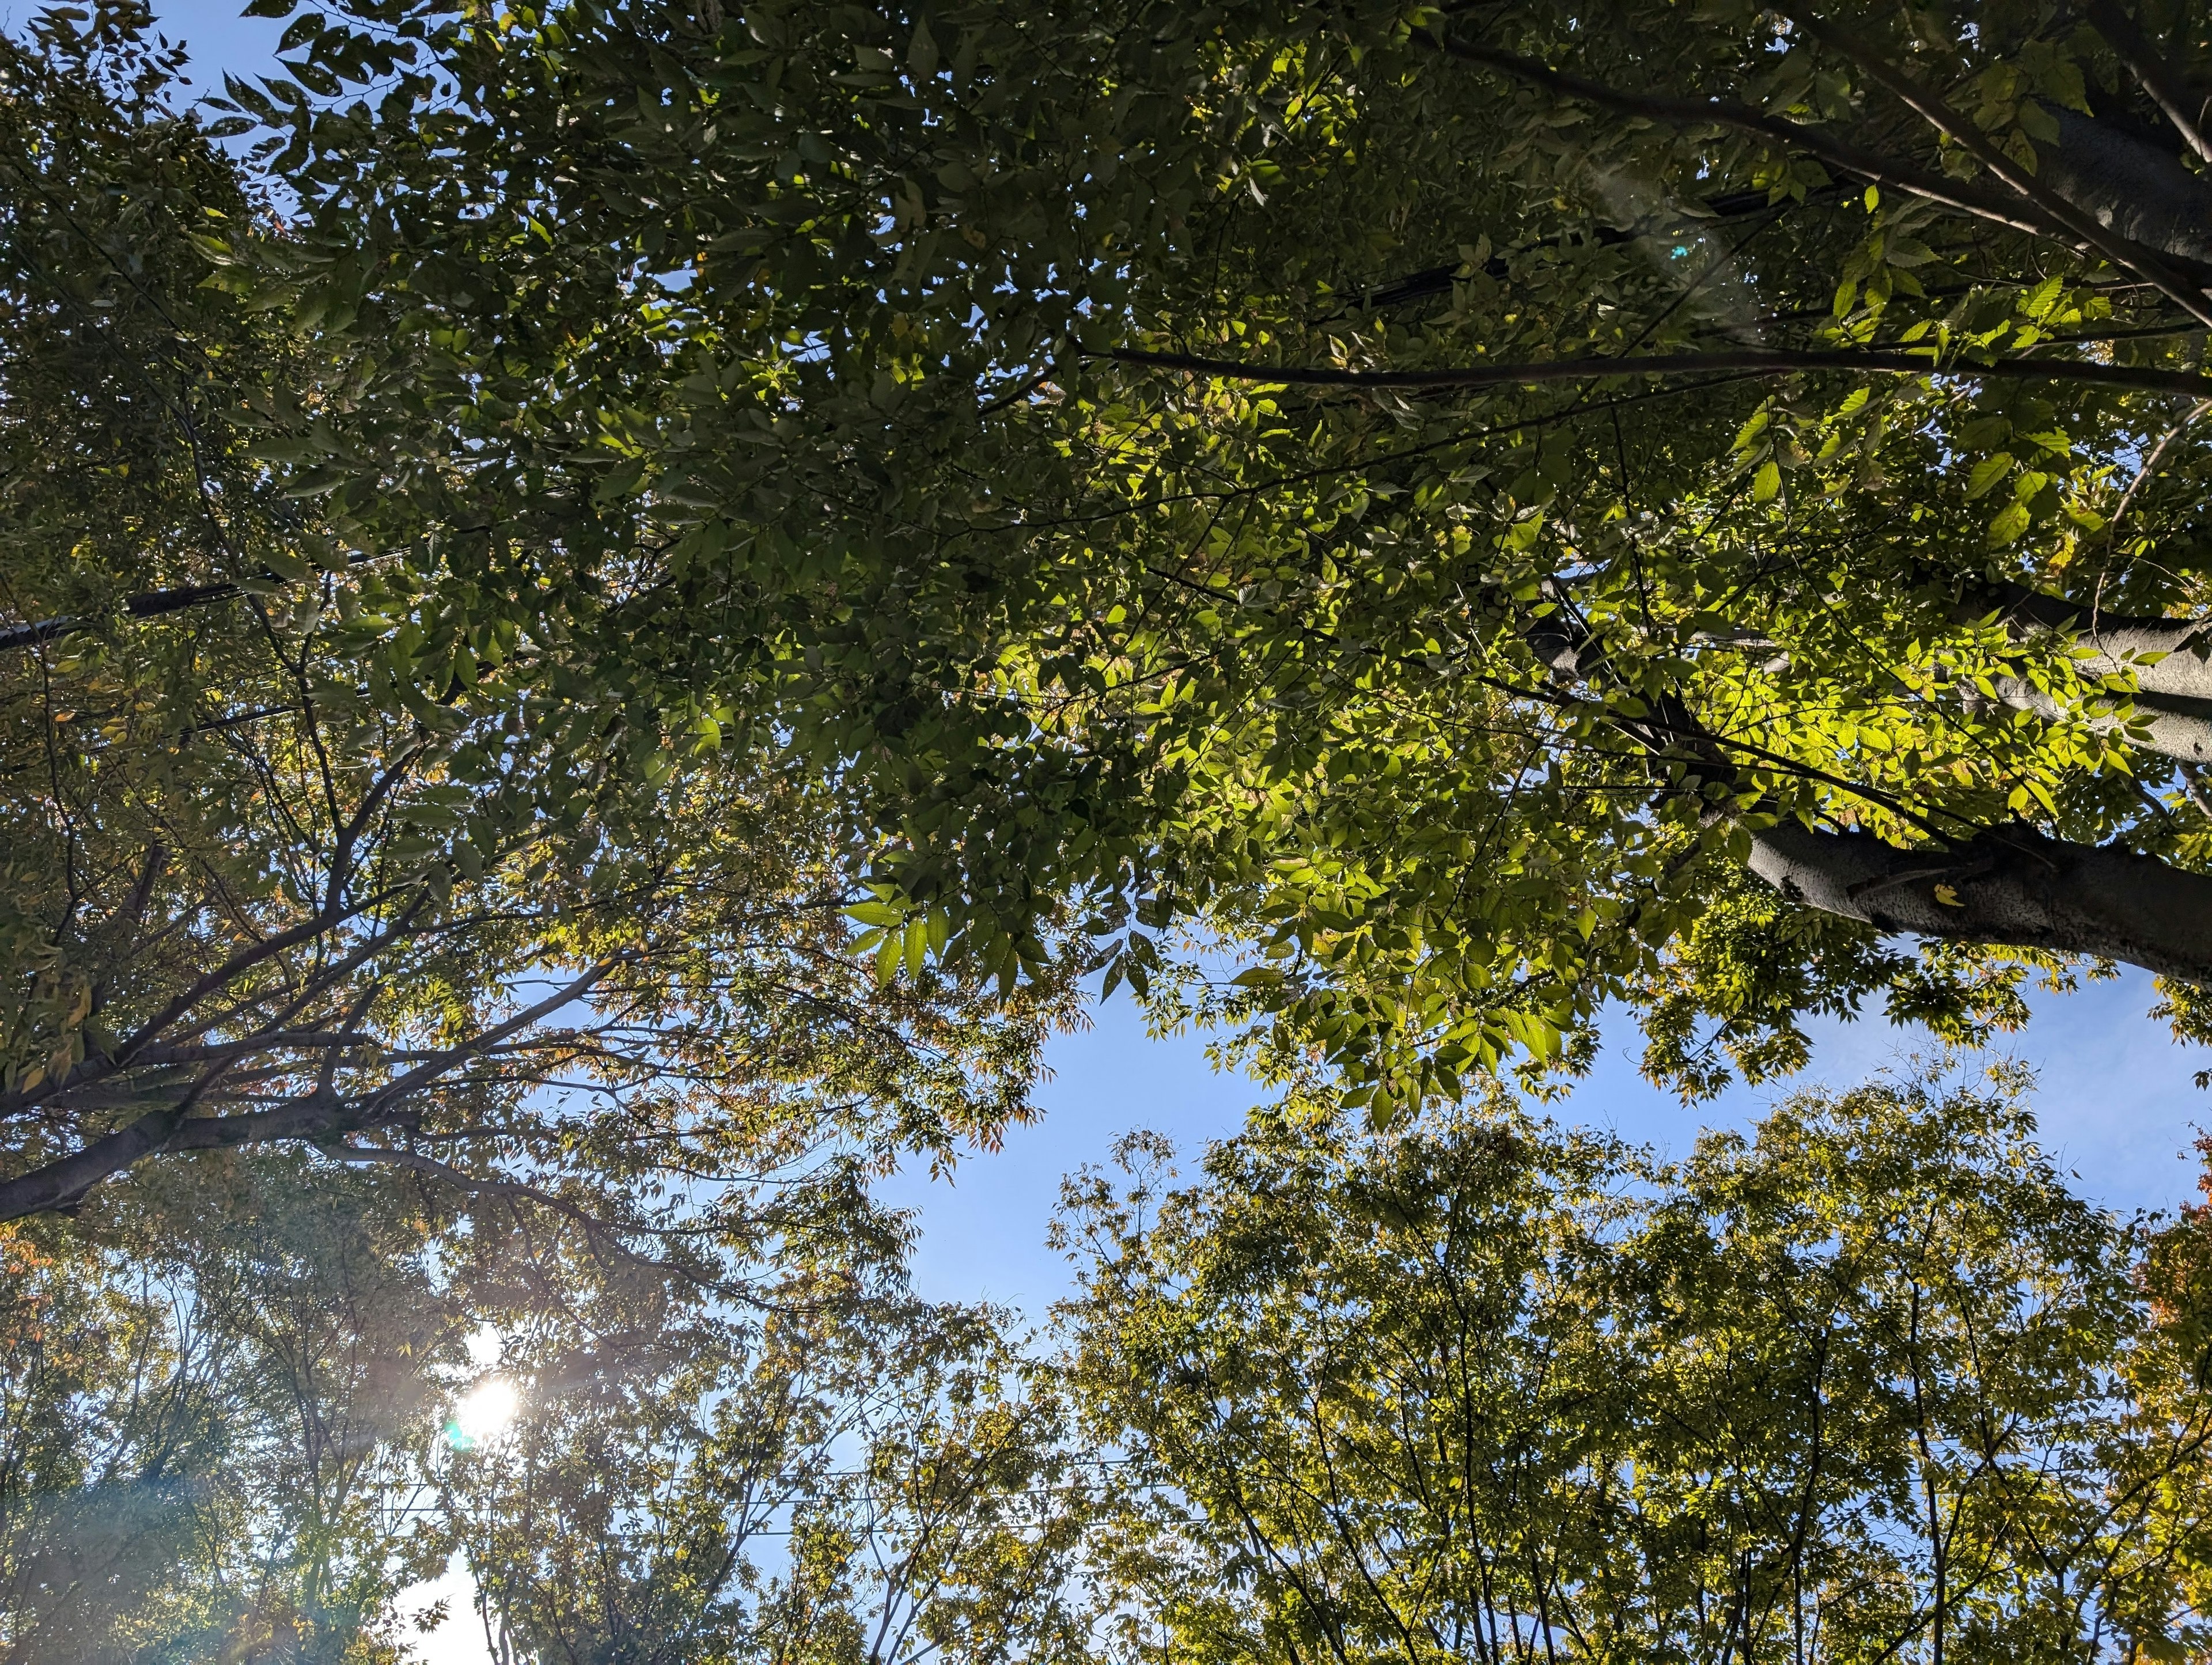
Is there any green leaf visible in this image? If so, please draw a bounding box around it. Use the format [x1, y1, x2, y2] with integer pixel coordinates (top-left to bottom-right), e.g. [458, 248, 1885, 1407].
[1988, 500, 2033, 544]
[1964, 452, 2014, 499]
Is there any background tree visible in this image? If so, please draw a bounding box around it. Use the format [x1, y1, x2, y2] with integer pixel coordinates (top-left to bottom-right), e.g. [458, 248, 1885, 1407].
[1059, 1065, 2212, 1665]
[0, 1142, 1101, 1664]
[0, 24, 1114, 1658]
[1, 1158, 459, 1663]
[449, 1296, 1091, 1665]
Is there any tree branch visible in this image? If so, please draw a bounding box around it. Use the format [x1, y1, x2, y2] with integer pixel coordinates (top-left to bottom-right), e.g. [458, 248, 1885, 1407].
[1100, 344, 2212, 399]
[1532, 590, 2212, 981]
[358, 958, 618, 1117]
[0, 1101, 192, 1221]
[1991, 676, 2212, 763]
[1964, 581, 2212, 704]
[1747, 820, 2212, 983]
[1428, 32, 2065, 238]
[0, 960, 620, 1220]
[2080, 0, 2212, 165]
[317, 1143, 690, 1241]
[1780, 9, 2212, 326]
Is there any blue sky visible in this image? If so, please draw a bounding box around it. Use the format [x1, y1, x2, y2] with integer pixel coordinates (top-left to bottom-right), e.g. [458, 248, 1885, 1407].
[104, 0, 2212, 1318]
[140, 0, 285, 90]
[887, 973, 2212, 1312]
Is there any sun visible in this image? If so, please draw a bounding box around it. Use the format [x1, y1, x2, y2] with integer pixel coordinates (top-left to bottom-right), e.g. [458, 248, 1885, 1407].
[444, 1377, 521, 1451]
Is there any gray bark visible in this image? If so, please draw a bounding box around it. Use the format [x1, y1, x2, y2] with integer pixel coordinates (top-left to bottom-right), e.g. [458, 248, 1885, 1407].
[1993, 674, 2212, 761]
[1747, 820, 2212, 983]
[1529, 587, 2212, 984]
[2080, 0, 2212, 166]
[1976, 585, 2212, 694]
[2033, 101, 2212, 268]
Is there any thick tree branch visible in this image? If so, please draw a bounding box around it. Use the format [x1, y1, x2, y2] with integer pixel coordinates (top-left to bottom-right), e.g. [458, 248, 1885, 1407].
[1436, 22, 2212, 321]
[1530, 592, 2212, 981]
[1429, 33, 2065, 238]
[0, 1101, 191, 1221]
[1781, 10, 2212, 327]
[1991, 676, 2212, 763]
[1967, 582, 2212, 704]
[1747, 821, 2212, 983]
[2031, 102, 2212, 271]
[0, 960, 619, 1222]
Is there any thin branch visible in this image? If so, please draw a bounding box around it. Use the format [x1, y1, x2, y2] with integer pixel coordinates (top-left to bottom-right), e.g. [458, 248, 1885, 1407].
[358, 958, 619, 1116]
[319, 1144, 779, 1304]
[2109, 399, 2212, 543]
[1779, 8, 2212, 328]
[1099, 344, 2212, 398]
[2080, 0, 2212, 165]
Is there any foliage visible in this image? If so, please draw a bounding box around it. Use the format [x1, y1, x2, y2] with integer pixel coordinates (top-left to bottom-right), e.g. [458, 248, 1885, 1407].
[1061, 1064, 2212, 1665]
[1, 1159, 455, 1663]
[0, 2, 1089, 1224]
[134, 0, 2212, 1107]
[0, 1144, 1102, 1665]
[0, 25, 1095, 1660]
[21, 9, 2212, 1658]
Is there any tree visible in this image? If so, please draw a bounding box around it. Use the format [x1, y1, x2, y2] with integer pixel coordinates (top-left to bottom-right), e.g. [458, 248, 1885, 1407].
[1, 1158, 458, 1664]
[0, 1141, 1099, 1664]
[449, 1295, 1092, 1665]
[1059, 1064, 2212, 1665]
[0, 3, 1089, 1227]
[0, 598, 1066, 1228]
[0, 27, 1113, 1657]
[177, 0, 2212, 1106]
[0, 616, 1066, 1228]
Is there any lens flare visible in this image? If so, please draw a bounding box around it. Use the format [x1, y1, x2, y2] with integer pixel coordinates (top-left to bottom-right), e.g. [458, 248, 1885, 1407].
[444, 1376, 520, 1451]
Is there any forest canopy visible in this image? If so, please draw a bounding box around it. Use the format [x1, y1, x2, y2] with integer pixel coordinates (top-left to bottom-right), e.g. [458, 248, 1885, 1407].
[13, 1, 2212, 1659]
[12, 1050, 2212, 1664]
[20, 0, 2204, 1112]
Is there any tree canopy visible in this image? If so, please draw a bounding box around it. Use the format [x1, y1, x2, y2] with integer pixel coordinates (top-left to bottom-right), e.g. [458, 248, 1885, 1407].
[0, 1139, 1096, 1664]
[121, 0, 2212, 1110]
[1061, 1065, 2212, 1665]
[0, 2, 1077, 1220]
[16, 1039, 2212, 1662]
[25, 6, 2212, 1659]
